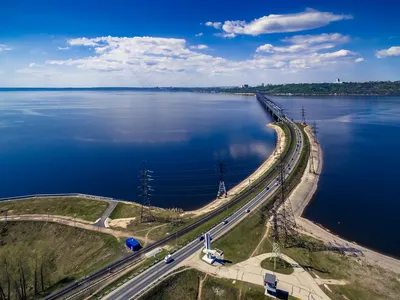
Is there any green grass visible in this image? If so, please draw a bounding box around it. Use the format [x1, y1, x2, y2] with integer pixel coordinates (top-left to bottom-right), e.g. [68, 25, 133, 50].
[110, 202, 183, 221]
[138, 269, 202, 300]
[0, 197, 108, 222]
[0, 221, 128, 298]
[213, 208, 268, 263]
[138, 268, 275, 300]
[260, 257, 294, 274]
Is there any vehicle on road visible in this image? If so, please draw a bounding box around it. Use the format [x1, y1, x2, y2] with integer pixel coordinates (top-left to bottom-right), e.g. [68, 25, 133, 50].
[164, 254, 173, 264]
[265, 186, 270, 191]
[198, 235, 204, 241]
[222, 220, 228, 225]
[275, 182, 279, 186]
[246, 208, 251, 213]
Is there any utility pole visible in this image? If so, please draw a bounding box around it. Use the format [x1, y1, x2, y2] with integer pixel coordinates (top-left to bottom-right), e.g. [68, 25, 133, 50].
[217, 161, 227, 198]
[139, 161, 154, 223]
[301, 106, 307, 124]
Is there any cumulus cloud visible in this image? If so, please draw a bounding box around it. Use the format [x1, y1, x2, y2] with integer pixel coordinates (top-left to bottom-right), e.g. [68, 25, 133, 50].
[0, 44, 12, 52]
[189, 44, 208, 50]
[58, 46, 70, 50]
[256, 33, 349, 54]
[282, 33, 350, 45]
[255, 33, 357, 70]
[16, 34, 361, 86]
[209, 9, 352, 37]
[376, 46, 400, 58]
[195, 32, 204, 37]
[355, 57, 364, 63]
[205, 21, 222, 29]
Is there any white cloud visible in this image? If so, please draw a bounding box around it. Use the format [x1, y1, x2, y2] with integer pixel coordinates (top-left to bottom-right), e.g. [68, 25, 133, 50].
[210, 9, 352, 37]
[29, 63, 36, 68]
[355, 57, 364, 63]
[58, 46, 70, 50]
[13, 35, 361, 87]
[256, 33, 349, 54]
[256, 43, 335, 53]
[282, 33, 350, 45]
[189, 44, 208, 50]
[376, 46, 400, 58]
[205, 21, 222, 29]
[213, 32, 236, 38]
[195, 32, 204, 37]
[0, 44, 12, 52]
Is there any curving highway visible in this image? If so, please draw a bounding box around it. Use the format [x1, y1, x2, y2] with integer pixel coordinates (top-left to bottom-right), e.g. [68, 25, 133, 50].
[105, 118, 304, 300]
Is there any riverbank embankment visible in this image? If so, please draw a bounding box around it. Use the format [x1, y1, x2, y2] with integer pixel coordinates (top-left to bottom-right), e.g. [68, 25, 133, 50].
[289, 125, 400, 273]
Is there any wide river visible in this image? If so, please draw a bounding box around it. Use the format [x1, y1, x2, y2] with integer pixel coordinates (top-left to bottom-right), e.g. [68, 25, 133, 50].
[0, 91, 399, 258]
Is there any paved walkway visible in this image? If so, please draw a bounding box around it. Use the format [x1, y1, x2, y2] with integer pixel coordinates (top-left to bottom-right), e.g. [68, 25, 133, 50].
[93, 200, 118, 228]
[183, 251, 332, 300]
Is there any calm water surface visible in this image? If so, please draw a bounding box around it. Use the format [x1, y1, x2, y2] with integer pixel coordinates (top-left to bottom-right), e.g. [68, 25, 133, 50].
[273, 96, 400, 258]
[0, 91, 275, 210]
[1, 91, 399, 258]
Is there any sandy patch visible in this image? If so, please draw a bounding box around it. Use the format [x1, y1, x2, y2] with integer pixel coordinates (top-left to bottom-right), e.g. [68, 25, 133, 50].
[109, 217, 137, 228]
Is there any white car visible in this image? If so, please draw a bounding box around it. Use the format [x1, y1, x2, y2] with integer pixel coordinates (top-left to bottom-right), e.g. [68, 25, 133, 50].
[164, 254, 173, 264]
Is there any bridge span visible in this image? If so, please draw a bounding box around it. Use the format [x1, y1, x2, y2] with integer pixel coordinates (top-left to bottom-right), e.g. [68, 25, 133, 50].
[256, 92, 285, 121]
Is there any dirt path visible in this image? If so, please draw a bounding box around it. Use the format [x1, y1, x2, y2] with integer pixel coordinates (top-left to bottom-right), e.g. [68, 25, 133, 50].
[183, 123, 286, 217]
[250, 222, 271, 257]
[1, 214, 148, 243]
[143, 223, 168, 247]
[197, 273, 208, 300]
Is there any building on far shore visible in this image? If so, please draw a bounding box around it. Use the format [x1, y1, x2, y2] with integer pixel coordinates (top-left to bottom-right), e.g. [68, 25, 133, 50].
[239, 84, 249, 88]
[335, 78, 343, 84]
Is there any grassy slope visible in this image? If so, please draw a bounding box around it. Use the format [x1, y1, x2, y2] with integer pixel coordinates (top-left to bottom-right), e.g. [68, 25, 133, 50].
[279, 236, 400, 300]
[0, 221, 128, 297]
[0, 197, 108, 222]
[138, 268, 277, 300]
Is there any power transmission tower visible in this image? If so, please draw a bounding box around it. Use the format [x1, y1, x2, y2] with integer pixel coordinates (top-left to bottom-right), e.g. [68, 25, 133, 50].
[272, 159, 299, 249]
[139, 161, 155, 223]
[217, 161, 227, 198]
[312, 120, 318, 143]
[301, 106, 307, 124]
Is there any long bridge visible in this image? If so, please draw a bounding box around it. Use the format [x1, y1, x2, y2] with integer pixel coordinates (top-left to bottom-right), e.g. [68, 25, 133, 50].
[256, 92, 285, 121]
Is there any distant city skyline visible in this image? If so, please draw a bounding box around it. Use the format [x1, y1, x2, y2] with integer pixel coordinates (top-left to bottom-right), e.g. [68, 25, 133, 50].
[1, 0, 399, 87]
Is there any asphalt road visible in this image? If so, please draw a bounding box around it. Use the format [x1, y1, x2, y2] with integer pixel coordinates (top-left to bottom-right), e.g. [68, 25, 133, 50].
[93, 200, 118, 228]
[105, 119, 303, 300]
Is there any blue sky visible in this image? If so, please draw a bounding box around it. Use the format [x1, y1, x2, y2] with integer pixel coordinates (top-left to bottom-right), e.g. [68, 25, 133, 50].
[1, 0, 399, 87]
